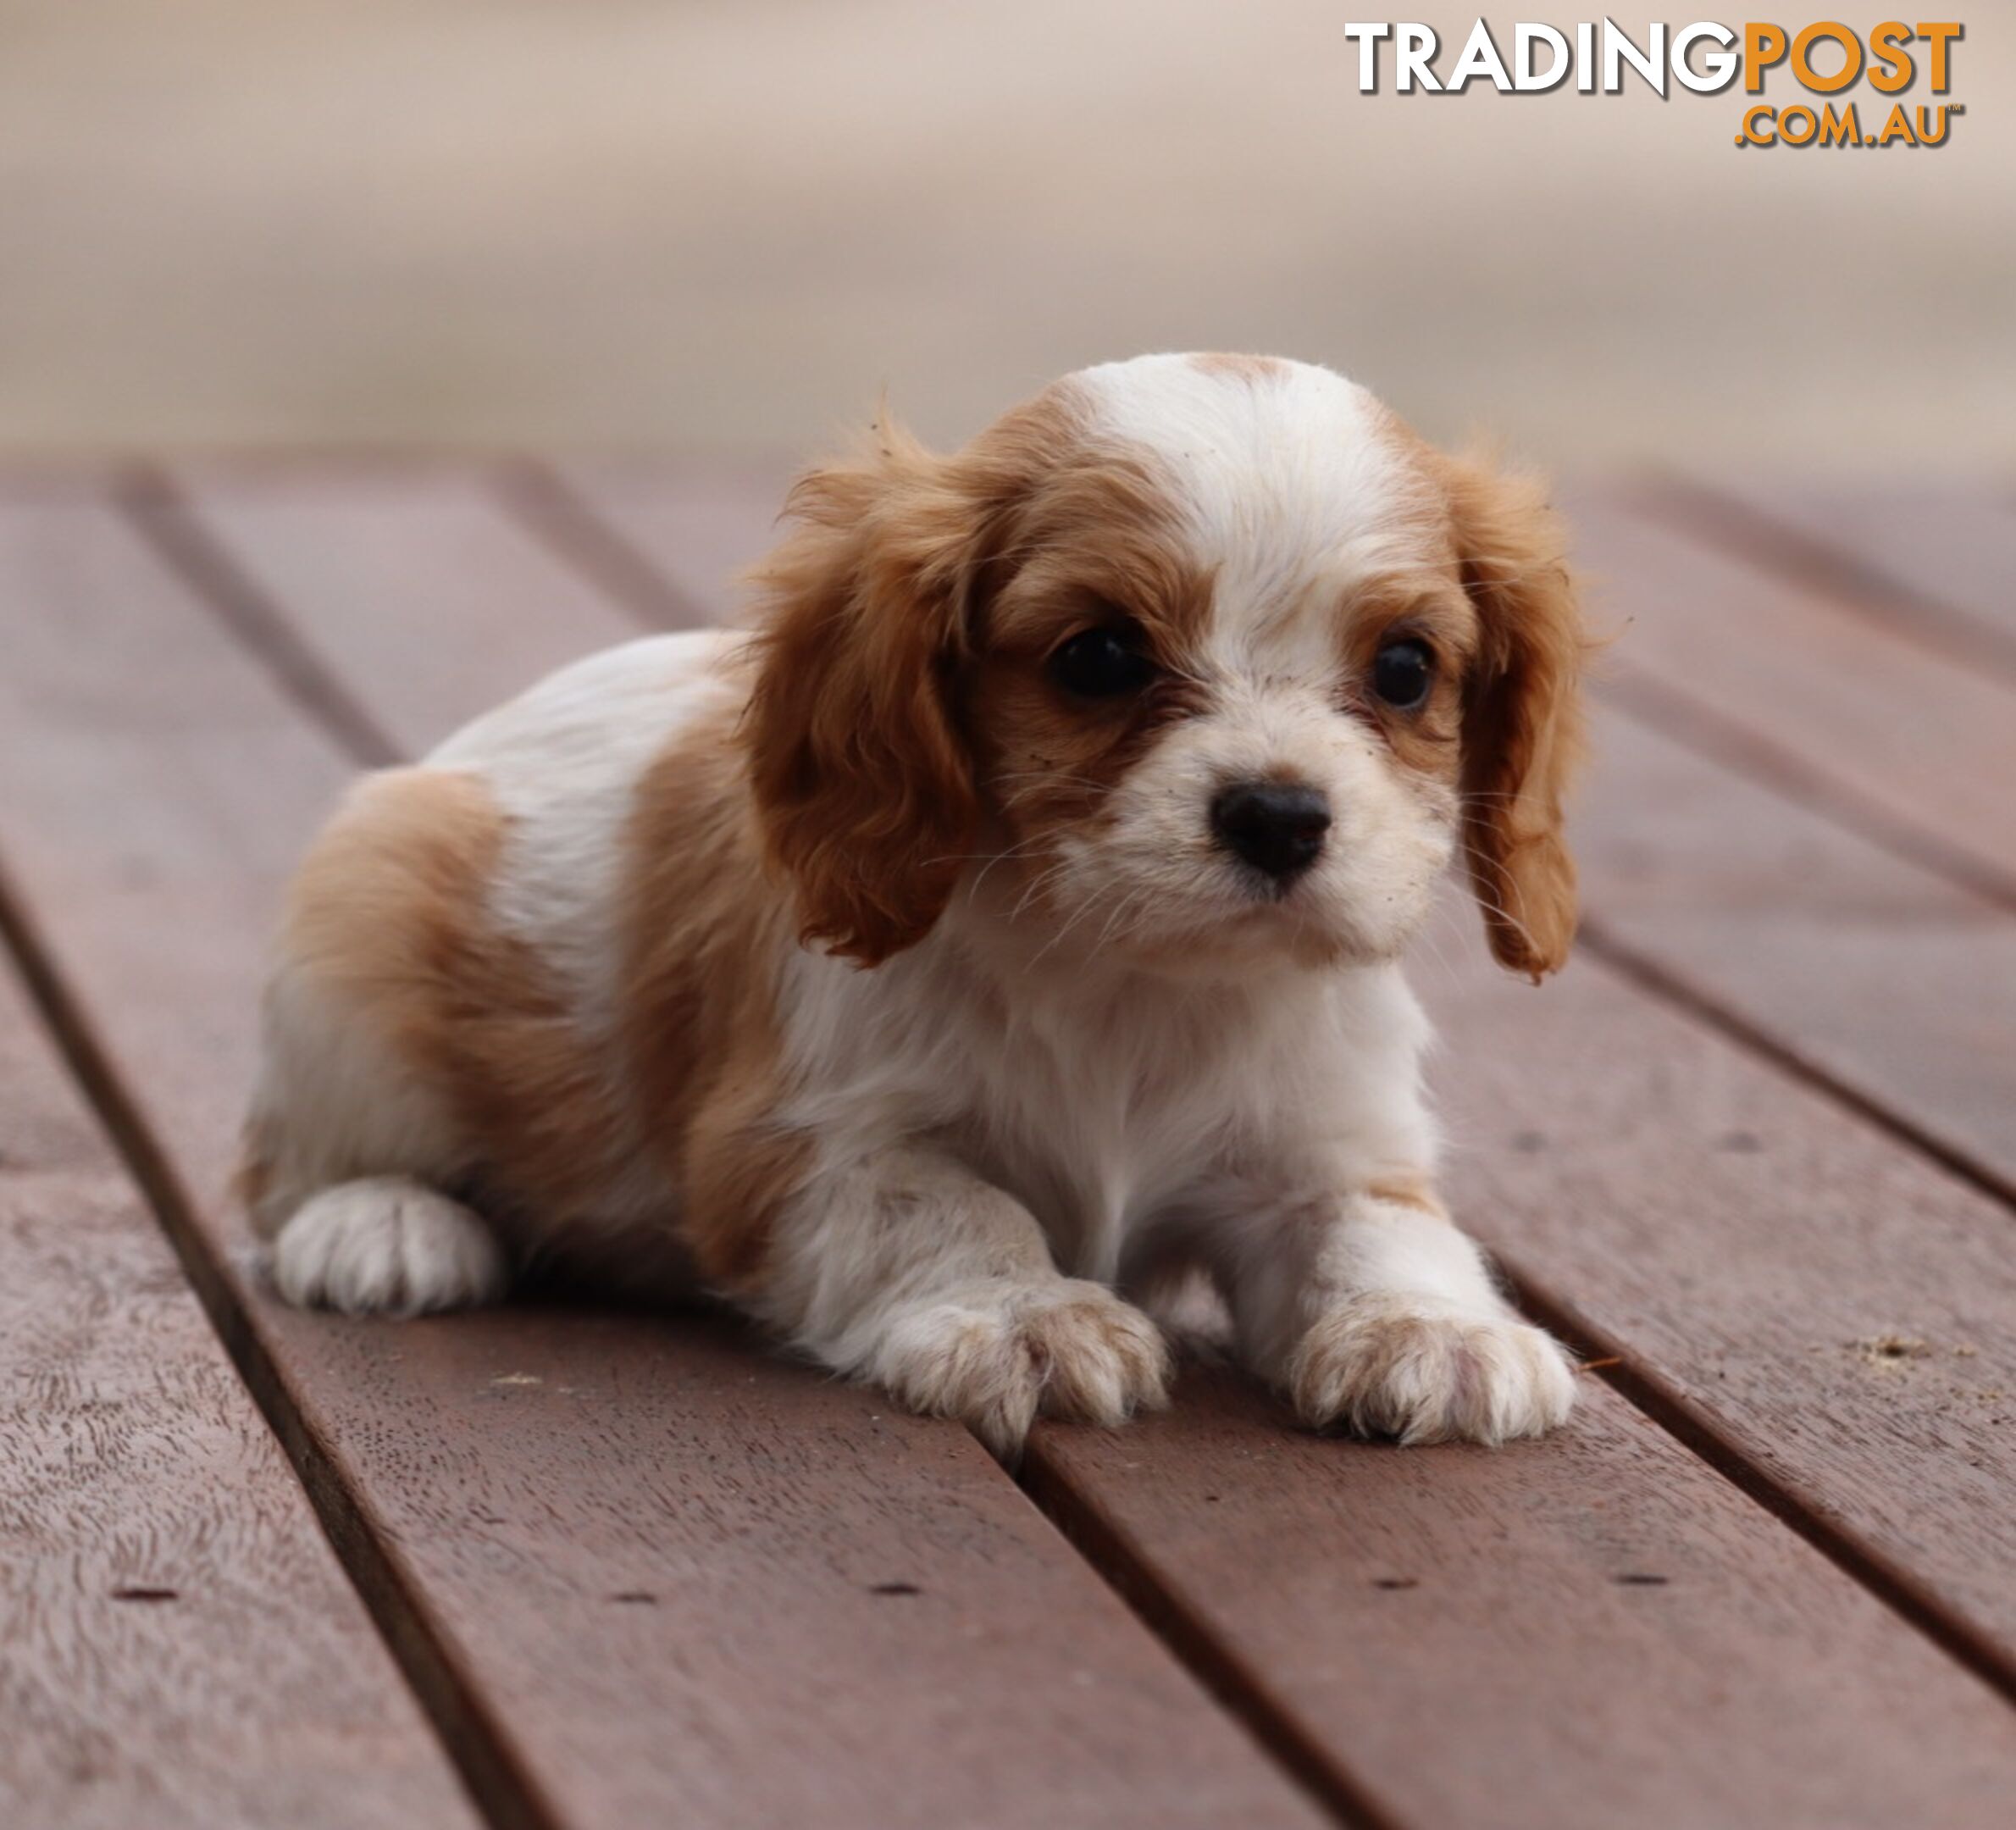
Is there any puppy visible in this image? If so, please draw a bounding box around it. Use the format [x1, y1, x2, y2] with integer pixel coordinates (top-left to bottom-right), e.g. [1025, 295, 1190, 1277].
[241, 353, 1586, 1458]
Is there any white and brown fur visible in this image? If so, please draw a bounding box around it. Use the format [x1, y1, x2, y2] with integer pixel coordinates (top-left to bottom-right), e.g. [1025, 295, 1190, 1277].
[241, 353, 1587, 1457]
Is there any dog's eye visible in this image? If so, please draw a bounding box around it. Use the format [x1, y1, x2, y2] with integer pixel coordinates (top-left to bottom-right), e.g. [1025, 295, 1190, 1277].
[1050, 622, 1156, 699]
[1371, 637, 1435, 710]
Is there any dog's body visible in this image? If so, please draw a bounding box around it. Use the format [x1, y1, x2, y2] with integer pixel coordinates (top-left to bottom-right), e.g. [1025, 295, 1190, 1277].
[243, 354, 1586, 1456]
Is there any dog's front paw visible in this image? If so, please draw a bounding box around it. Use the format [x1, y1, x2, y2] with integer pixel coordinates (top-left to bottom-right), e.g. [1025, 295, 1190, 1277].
[272, 1177, 508, 1317]
[870, 1279, 1171, 1459]
[1287, 1294, 1575, 1445]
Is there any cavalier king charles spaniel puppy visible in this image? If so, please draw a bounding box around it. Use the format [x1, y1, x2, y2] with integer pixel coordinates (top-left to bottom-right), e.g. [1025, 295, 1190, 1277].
[241, 353, 1587, 1457]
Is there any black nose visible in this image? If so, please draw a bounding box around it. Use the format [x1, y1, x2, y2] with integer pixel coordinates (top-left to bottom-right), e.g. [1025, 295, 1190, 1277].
[1210, 780, 1332, 882]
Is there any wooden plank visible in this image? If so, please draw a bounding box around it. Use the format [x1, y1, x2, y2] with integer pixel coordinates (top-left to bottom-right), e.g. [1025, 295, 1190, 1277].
[0, 941, 479, 1826]
[1578, 700, 2016, 1199]
[0, 482, 1327, 1830]
[1662, 475, 2016, 671]
[226, 462, 2016, 1827]
[1567, 487, 2016, 895]
[1033, 1374, 2016, 1830]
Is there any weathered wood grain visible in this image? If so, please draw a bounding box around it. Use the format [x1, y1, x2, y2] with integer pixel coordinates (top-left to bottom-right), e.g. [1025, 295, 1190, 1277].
[1567, 488, 2016, 896]
[0, 942, 479, 1827]
[0, 484, 1327, 1830]
[208, 462, 2016, 1827]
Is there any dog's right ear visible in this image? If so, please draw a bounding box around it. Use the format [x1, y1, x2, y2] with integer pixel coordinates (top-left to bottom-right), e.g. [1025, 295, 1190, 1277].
[741, 419, 994, 967]
[1440, 451, 1588, 982]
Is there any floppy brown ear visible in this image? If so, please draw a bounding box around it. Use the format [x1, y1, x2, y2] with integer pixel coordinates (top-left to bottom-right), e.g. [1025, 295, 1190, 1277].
[740, 419, 990, 966]
[1443, 453, 1587, 982]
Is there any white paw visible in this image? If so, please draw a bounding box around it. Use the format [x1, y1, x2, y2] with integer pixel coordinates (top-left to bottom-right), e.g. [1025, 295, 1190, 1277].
[865, 1278, 1171, 1459]
[271, 1178, 508, 1317]
[1288, 1294, 1576, 1445]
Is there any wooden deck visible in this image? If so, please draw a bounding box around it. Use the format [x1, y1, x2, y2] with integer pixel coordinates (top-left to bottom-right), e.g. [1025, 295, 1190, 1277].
[2, 461, 2013, 1830]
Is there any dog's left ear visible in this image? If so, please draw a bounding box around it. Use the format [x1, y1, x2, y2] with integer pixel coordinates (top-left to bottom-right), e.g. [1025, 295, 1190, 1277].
[1442, 452, 1587, 982]
[741, 417, 1001, 967]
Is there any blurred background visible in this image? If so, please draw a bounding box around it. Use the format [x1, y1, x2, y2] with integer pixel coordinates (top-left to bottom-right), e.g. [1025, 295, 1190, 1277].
[3, 0, 2009, 469]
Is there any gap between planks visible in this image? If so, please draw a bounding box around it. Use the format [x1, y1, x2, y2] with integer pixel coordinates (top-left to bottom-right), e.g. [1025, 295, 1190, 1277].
[1498, 1271, 2016, 1704]
[116, 465, 402, 769]
[1596, 666, 2016, 918]
[0, 855, 568, 1830]
[103, 460, 586, 1827]
[489, 461, 717, 632]
[1581, 479, 2016, 916]
[1016, 1441, 1390, 1830]
[1574, 918, 2016, 1220]
[1634, 472, 2016, 685]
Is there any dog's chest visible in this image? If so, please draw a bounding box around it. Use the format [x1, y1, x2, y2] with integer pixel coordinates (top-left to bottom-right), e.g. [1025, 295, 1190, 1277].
[952, 994, 1287, 1279]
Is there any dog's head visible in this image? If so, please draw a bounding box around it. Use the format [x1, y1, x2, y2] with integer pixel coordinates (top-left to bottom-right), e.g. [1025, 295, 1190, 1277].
[743, 353, 1585, 980]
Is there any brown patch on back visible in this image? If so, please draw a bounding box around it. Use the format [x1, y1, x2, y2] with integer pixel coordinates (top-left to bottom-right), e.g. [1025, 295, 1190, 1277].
[620, 697, 809, 1293]
[282, 766, 629, 1224]
[278, 721, 813, 1298]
